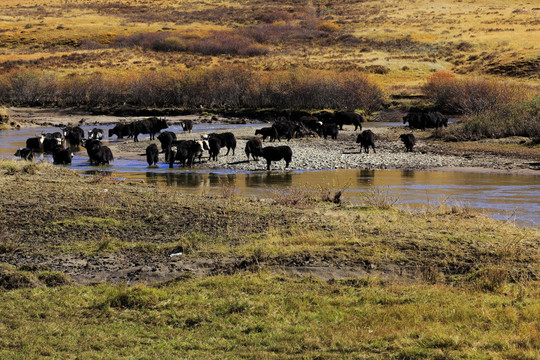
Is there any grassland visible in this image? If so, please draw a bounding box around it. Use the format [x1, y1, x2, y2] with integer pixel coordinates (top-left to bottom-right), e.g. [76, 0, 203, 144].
[1, 274, 539, 359]
[1, 1, 539, 357]
[0, 160, 539, 358]
[0, 0, 538, 94]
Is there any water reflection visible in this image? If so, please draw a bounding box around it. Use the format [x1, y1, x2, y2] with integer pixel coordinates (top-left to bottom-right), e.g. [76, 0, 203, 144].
[145, 171, 205, 188]
[357, 169, 376, 186]
[91, 169, 540, 227]
[245, 171, 294, 187]
[401, 169, 415, 178]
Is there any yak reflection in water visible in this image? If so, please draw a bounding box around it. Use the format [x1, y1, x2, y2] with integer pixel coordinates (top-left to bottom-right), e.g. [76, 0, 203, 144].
[356, 169, 375, 186]
[401, 169, 415, 178]
[245, 171, 293, 187]
[145, 171, 205, 188]
[208, 173, 237, 187]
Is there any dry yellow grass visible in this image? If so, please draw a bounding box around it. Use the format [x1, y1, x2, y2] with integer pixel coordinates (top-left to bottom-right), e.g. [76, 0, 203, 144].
[0, 0, 538, 94]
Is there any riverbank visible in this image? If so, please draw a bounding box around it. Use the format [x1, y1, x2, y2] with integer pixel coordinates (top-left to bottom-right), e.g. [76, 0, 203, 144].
[3, 107, 540, 175]
[1, 160, 538, 285]
[1, 160, 539, 359]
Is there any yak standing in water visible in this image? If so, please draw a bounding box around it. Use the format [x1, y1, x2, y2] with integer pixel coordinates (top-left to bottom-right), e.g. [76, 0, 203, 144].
[181, 120, 193, 133]
[84, 140, 113, 165]
[109, 123, 133, 139]
[146, 143, 159, 167]
[168, 141, 203, 168]
[157, 131, 177, 152]
[88, 128, 104, 140]
[63, 126, 85, 147]
[15, 148, 34, 161]
[52, 146, 72, 165]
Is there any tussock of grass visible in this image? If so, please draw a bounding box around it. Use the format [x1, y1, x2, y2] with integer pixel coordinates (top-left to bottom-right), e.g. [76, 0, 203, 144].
[0, 264, 39, 290]
[434, 97, 540, 142]
[0, 264, 71, 290]
[0, 160, 71, 177]
[95, 285, 167, 310]
[37, 270, 71, 287]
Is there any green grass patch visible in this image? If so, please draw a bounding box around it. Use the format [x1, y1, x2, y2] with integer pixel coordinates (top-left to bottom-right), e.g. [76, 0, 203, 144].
[0, 273, 538, 358]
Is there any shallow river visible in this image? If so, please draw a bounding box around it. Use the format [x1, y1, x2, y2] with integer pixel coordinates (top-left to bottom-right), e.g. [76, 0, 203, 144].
[1, 124, 539, 227]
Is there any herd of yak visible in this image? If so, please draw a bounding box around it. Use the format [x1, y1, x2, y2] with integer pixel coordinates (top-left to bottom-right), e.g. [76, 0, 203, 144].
[14, 110, 448, 170]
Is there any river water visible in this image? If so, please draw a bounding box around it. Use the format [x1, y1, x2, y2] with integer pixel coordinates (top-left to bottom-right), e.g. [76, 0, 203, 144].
[1, 124, 539, 227]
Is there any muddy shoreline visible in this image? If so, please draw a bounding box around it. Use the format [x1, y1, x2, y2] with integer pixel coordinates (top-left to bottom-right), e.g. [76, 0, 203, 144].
[4, 107, 540, 175]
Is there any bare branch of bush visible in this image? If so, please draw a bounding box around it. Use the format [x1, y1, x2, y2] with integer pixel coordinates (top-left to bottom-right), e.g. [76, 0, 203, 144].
[0, 66, 384, 111]
[360, 186, 399, 210]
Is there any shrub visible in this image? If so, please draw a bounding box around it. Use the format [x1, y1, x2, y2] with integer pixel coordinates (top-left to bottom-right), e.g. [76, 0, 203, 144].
[257, 10, 292, 24]
[422, 71, 528, 114]
[189, 32, 269, 56]
[257, 69, 384, 111]
[0, 67, 384, 112]
[360, 186, 399, 210]
[7, 70, 57, 106]
[114, 31, 269, 56]
[271, 188, 315, 208]
[363, 65, 390, 75]
[151, 36, 187, 52]
[461, 97, 540, 139]
[316, 21, 341, 32]
[77, 39, 104, 50]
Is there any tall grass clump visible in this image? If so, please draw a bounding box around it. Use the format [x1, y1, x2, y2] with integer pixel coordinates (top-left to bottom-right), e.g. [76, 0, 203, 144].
[435, 97, 540, 141]
[422, 71, 528, 115]
[461, 97, 540, 140]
